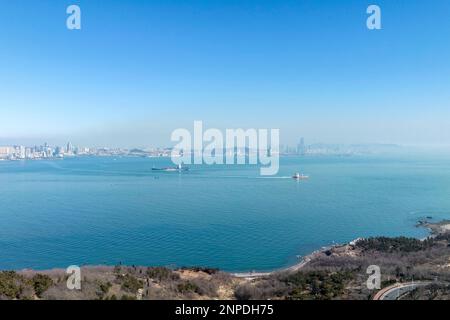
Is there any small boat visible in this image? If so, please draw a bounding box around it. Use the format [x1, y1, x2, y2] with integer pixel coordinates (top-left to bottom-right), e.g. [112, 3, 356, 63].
[292, 172, 309, 180]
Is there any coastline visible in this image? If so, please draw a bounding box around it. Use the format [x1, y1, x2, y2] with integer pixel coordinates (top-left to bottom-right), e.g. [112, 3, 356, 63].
[13, 219, 449, 279]
[233, 218, 450, 279]
[4, 218, 450, 300]
[232, 245, 331, 279]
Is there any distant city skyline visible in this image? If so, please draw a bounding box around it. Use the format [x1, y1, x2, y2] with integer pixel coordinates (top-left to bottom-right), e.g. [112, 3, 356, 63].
[0, 138, 409, 161]
[1, 1, 450, 147]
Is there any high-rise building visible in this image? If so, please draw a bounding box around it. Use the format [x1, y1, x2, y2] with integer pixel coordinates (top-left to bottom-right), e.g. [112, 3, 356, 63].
[0, 146, 13, 158]
[297, 138, 306, 156]
[66, 142, 73, 154]
[16, 146, 26, 159]
[25, 147, 33, 159]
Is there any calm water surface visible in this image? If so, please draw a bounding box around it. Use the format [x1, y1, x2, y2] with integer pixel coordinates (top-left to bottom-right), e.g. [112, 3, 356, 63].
[1, 154, 449, 272]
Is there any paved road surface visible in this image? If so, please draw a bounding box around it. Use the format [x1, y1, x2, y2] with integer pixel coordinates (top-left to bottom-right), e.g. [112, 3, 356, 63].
[373, 282, 431, 300]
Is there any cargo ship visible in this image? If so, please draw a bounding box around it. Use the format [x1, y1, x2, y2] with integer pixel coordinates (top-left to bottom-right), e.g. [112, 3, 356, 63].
[292, 172, 309, 180]
[152, 164, 189, 172]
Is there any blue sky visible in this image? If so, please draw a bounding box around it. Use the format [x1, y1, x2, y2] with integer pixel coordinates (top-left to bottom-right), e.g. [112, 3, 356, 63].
[0, 0, 449, 147]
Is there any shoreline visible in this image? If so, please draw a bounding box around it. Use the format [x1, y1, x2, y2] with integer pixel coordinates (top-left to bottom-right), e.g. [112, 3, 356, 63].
[234, 218, 450, 278]
[4, 219, 450, 301]
[10, 219, 450, 277]
[232, 245, 334, 279]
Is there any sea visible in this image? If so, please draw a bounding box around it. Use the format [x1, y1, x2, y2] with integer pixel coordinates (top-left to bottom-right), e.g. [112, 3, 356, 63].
[1, 153, 449, 272]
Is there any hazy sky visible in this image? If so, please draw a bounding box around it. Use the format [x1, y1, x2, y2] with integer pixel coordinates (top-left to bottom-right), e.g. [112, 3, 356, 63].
[1, 0, 450, 147]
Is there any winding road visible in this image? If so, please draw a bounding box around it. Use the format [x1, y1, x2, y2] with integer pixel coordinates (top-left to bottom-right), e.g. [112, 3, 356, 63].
[373, 281, 432, 300]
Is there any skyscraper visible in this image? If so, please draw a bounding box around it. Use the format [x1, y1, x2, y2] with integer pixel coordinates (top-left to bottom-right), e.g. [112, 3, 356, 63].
[297, 138, 306, 156]
[66, 142, 73, 154]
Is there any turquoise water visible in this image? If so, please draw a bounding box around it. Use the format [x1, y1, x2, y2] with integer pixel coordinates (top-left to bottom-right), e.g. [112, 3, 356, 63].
[1, 154, 449, 272]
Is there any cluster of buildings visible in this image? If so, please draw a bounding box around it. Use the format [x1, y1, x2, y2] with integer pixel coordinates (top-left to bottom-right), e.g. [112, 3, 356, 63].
[0, 142, 88, 160]
[0, 142, 173, 161]
[0, 138, 397, 161]
[280, 138, 308, 155]
[281, 138, 399, 156]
